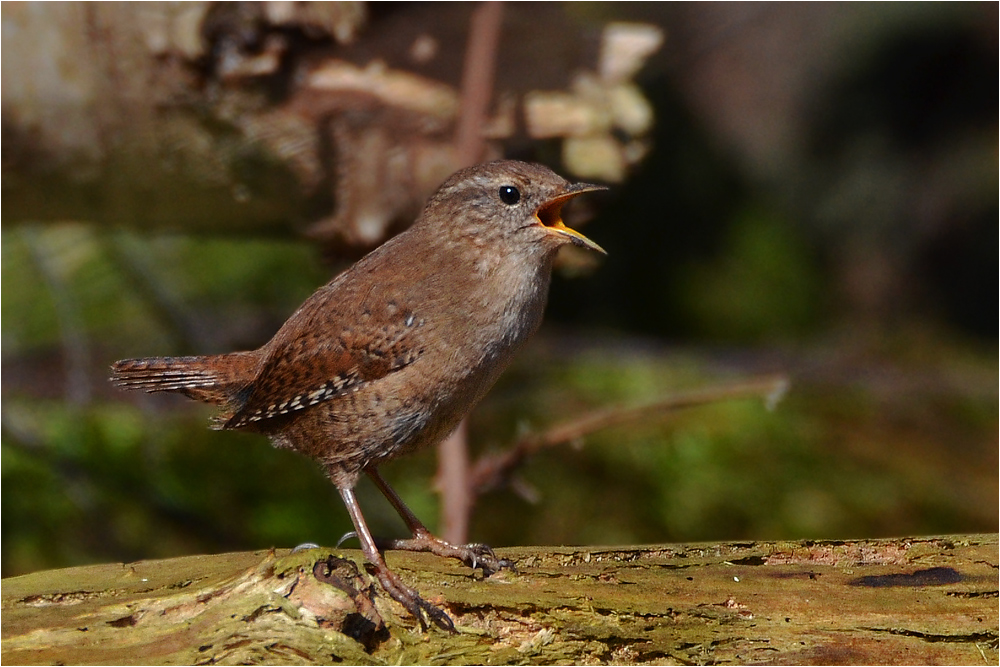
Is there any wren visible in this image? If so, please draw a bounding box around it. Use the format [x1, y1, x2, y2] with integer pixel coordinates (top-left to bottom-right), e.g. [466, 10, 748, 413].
[111, 160, 605, 630]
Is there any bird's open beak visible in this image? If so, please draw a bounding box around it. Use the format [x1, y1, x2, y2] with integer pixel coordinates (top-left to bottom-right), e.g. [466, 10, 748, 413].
[535, 183, 607, 255]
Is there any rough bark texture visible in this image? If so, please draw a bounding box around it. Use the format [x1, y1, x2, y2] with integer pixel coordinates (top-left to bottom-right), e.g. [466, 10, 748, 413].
[2, 535, 996, 665]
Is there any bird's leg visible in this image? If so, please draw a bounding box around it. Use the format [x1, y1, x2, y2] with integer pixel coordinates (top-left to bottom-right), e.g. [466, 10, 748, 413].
[337, 485, 455, 632]
[366, 468, 515, 576]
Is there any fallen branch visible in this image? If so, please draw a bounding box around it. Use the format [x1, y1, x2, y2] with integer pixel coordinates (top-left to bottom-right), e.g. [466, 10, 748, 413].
[3, 534, 994, 665]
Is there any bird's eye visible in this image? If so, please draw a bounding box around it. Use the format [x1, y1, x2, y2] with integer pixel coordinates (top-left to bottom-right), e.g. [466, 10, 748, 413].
[498, 185, 520, 205]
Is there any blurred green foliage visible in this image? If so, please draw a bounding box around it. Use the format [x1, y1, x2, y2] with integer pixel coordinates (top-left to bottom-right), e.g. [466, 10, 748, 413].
[4, 258, 995, 577]
[2, 225, 993, 580]
[676, 208, 823, 341]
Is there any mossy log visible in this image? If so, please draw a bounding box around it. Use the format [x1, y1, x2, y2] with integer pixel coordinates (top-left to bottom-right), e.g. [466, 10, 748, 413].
[2, 535, 996, 665]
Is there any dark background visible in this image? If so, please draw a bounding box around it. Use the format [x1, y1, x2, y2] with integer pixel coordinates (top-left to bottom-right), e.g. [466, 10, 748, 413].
[3, 2, 996, 578]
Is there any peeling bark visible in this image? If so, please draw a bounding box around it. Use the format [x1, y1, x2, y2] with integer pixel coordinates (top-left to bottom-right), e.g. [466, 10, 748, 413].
[2, 535, 996, 665]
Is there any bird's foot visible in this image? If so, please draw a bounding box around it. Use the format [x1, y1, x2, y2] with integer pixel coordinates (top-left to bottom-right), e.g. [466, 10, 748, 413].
[382, 531, 516, 577]
[366, 560, 455, 632]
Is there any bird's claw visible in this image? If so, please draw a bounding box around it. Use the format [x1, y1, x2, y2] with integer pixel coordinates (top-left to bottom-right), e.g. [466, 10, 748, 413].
[336, 531, 359, 547]
[460, 542, 517, 576]
[365, 562, 456, 633]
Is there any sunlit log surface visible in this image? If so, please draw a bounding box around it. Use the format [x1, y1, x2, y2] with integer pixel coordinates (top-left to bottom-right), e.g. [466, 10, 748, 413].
[2, 534, 996, 665]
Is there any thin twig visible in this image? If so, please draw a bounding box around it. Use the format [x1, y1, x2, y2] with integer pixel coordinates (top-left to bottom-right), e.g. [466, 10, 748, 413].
[469, 375, 790, 497]
[436, 421, 472, 545]
[454, 1, 504, 166]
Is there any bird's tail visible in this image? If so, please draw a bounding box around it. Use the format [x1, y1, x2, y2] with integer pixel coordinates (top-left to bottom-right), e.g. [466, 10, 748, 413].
[110, 352, 257, 406]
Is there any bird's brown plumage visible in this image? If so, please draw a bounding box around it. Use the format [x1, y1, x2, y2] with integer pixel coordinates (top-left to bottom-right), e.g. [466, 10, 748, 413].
[110, 160, 605, 629]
